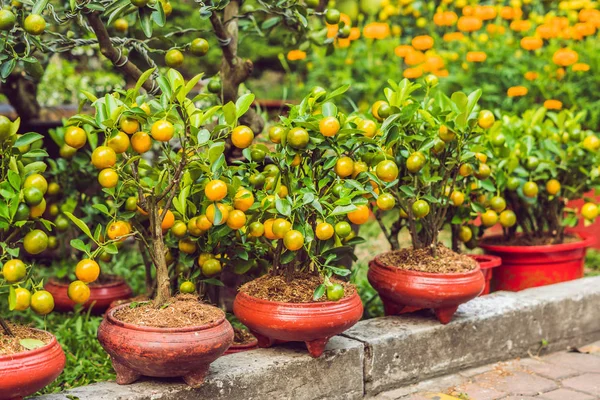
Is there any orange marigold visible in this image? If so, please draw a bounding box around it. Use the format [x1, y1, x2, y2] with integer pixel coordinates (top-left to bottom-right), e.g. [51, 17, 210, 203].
[572, 63, 590, 72]
[403, 67, 423, 79]
[552, 48, 579, 67]
[287, 50, 306, 61]
[474, 5, 496, 21]
[507, 86, 528, 97]
[363, 22, 390, 40]
[544, 100, 563, 110]
[349, 27, 361, 41]
[433, 11, 458, 26]
[574, 22, 596, 37]
[443, 32, 465, 41]
[510, 20, 531, 32]
[487, 24, 506, 35]
[500, 6, 522, 20]
[524, 71, 539, 81]
[520, 36, 543, 51]
[536, 24, 557, 39]
[411, 35, 434, 51]
[466, 51, 487, 62]
[423, 55, 445, 72]
[394, 45, 413, 58]
[457, 16, 483, 32]
[404, 50, 426, 66]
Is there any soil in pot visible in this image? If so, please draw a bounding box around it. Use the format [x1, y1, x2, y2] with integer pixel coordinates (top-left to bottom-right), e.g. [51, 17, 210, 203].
[369, 245, 484, 324]
[98, 294, 233, 387]
[0, 323, 66, 400]
[234, 273, 363, 357]
[239, 273, 356, 303]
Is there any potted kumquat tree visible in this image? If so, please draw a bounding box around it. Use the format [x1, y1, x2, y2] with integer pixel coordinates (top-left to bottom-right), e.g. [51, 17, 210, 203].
[479, 107, 600, 291]
[366, 78, 494, 323]
[0, 116, 66, 398]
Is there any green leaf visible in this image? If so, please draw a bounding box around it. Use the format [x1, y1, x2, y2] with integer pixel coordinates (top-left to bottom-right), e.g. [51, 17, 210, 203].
[7, 170, 20, 191]
[313, 284, 325, 301]
[8, 286, 16, 311]
[223, 102, 237, 126]
[208, 142, 225, 163]
[235, 93, 255, 118]
[326, 266, 351, 277]
[322, 102, 337, 117]
[19, 338, 46, 350]
[14, 133, 43, 148]
[201, 278, 224, 286]
[63, 212, 95, 242]
[23, 161, 47, 176]
[139, 7, 153, 37]
[134, 68, 156, 93]
[275, 198, 292, 216]
[331, 204, 357, 216]
[103, 243, 119, 255]
[70, 239, 89, 254]
[32, 0, 49, 14]
[1, 58, 16, 80]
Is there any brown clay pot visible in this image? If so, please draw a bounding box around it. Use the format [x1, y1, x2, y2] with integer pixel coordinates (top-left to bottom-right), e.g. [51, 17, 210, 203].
[224, 337, 259, 355]
[368, 255, 485, 324]
[45, 276, 133, 315]
[0, 330, 66, 400]
[233, 290, 363, 358]
[97, 303, 233, 387]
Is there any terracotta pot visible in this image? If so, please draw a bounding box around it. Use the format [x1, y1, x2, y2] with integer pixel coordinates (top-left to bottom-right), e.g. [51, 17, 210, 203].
[368, 255, 485, 324]
[45, 276, 133, 315]
[224, 337, 258, 355]
[480, 233, 594, 292]
[97, 303, 233, 387]
[467, 254, 502, 296]
[233, 290, 363, 358]
[0, 330, 65, 400]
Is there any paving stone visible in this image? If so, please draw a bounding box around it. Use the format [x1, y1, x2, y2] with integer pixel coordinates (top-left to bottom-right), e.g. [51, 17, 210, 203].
[543, 352, 600, 373]
[474, 370, 558, 396]
[500, 397, 539, 400]
[539, 388, 595, 400]
[562, 373, 600, 395]
[450, 382, 506, 400]
[519, 357, 581, 380]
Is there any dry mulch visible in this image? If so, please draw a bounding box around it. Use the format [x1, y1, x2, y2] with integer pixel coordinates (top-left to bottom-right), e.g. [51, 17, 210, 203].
[113, 294, 224, 328]
[0, 323, 50, 356]
[233, 328, 256, 345]
[239, 273, 356, 303]
[378, 244, 477, 273]
[484, 234, 582, 247]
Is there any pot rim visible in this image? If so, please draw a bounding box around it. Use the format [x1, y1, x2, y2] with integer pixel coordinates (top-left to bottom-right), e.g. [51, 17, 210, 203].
[466, 254, 502, 270]
[236, 287, 361, 307]
[370, 253, 481, 276]
[479, 232, 595, 253]
[0, 328, 58, 361]
[48, 275, 128, 289]
[105, 302, 226, 333]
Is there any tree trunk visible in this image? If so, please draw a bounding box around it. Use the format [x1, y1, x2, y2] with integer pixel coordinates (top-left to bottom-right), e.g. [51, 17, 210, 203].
[150, 204, 170, 307]
[1, 74, 41, 120]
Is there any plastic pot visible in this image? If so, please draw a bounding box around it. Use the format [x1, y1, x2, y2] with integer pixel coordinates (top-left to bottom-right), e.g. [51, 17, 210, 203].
[45, 276, 133, 315]
[0, 330, 66, 400]
[97, 303, 233, 387]
[368, 255, 484, 324]
[467, 254, 502, 296]
[480, 233, 594, 292]
[233, 290, 363, 358]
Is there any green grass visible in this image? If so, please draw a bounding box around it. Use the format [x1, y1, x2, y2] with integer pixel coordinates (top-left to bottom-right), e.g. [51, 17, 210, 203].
[585, 249, 600, 276]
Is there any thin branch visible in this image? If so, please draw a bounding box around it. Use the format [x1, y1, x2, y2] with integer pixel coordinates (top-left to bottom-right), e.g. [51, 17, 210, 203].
[209, 10, 236, 67]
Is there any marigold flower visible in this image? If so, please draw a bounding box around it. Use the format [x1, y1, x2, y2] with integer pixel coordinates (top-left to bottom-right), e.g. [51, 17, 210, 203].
[336, 38, 351, 49]
[536, 24, 557, 39]
[466, 51, 487, 62]
[404, 50, 426, 66]
[510, 20, 532, 32]
[574, 22, 596, 37]
[394, 45, 413, 58]
[443, 32, 464, 41]
[544, 99, 563, 110]
[363, 22, 390, 40]
[500, 6, 522, 20]
[486, 24, 506, 35]
[411, 35, 434, 51]
[524, 71, 539, 81]
[507, 86, 528, 97]
[572, 63, 590, 72]
[433, 69, 449, 77]
[423, 55, 445, 72]
[349, 27, 361, 41]
[287, 50, 306, 61]
[474, 5, 496, 21]
[403, 67, 423, 79]
[433, 11, 458, 26]
[457, 16, 483, 32]
[552, 48, 579, 67]
[520, 36, 543, 51]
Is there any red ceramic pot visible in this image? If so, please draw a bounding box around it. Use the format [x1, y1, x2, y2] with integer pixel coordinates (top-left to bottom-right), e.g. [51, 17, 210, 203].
[368, 256, 485, 324]
[224, 337, 258, 355]
[45, 276, 133, 315]
[97, 303, 233, 387]
[467, 254, 502, 296]
[480, 233, 594, 292]
[0, 330, 65, 400]
[233, 290, 363, 358]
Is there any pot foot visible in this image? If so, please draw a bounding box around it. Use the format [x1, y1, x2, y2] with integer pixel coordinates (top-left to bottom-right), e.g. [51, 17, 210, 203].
[182, 364, 209, 387]
[251, 331, 277, 348]
[111, 358, 141, 385]
[434, 305, 459, 324]
[382, 299, 405, 316]
[305, 337, 329, 358]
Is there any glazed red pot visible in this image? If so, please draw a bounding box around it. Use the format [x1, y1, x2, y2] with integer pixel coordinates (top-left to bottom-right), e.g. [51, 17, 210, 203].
[233, 290, 363, 358]
[467, 254, 502, 296]
[97, 303, 233, 387]
[45, 276, 133, 315]
[368, 255, 485, 324]
[480, 233, 594, 292]
[0, 330, 66, 400]
[224, 337, 258, 355]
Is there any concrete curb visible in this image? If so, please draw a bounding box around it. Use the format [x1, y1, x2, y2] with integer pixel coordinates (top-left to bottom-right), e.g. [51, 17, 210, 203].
[36, 276, 600, 400]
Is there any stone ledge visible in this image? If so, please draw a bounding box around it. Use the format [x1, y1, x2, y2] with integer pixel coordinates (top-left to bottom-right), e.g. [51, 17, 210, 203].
[36, 276, 600, 400]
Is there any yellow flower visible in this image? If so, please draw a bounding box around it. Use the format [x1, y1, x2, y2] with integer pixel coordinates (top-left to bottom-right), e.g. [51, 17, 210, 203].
[572, 62, 590, 72]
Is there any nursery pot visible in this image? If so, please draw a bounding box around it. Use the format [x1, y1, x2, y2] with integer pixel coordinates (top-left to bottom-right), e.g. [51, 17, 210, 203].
[233, 290, 363, 358]
[45, 276, 133, 314]
[0, 330, 66, 400]
[97, 303, 233, 387]
[224, 337, 259, 355]
[467, 254, 502, 296]
[479, 233, 594, 292]
[368, 256, 485, 324]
